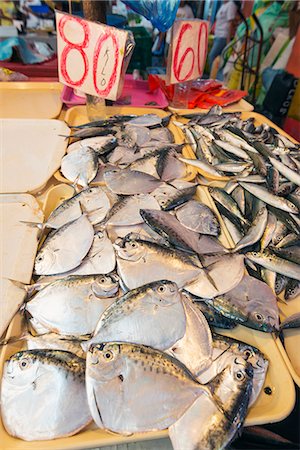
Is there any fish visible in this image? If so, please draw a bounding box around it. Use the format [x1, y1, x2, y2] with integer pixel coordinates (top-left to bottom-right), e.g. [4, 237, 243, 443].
[61, 146, 99, 187]
[166, 293, 213, 375]
[123, 125, 151, 147]
[214, 139, 251, 161]
[67, 136, 117, 155]
[260, 212, 277, 250]
[104, 168, 162, 195]
[205, 274, 279, 332]
[86, 342, 221, 433]
[156, 148, 187, 181]
[268, 206, 299, 237]
[280, 313, 300, 329]
[277, 182, 296, 197]
[179, 157, 230, 181]
[26, 274, 119, 337]
[26, 333, 86, 359]
[274, 273, 289, 295]
[155, 185, 198, 211]
[208, 187, 249, 226]
[140, 209, 226, 255]
[46, 186, 111, 229]
[67, 127, 115, 140]
[239, 183, 299, 214]
[246, 252, 300, 281]
[106, 194, 160, 226]
[1, 349, 92, 441]
[185, 254, 245, 299]
[126, 113, 164, 128]
[150, 127, 174, 142]
[269, 157, 300, 187]
[34, 214, 94, 275]
[275, 233, 299, 248]
[231, 185, 246, 215]
[266, 166, 279, 193]
[193, 299, 237, 329]
[233, 206, 268, 252]
[271, 245, 300, 265]
[114, 235, 202, 289]
[87, 280, 186, 351]
[169, 356, 253, 450]
[284, 278, 300, 300]
[175, 200, 220, 236]
[210, 333, 268, 407]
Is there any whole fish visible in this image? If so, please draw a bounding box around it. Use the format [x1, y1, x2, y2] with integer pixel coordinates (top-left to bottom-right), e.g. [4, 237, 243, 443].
[185, 254, 245, 299]
[280, 313, 300, 329]
[156, 148, 187, 181]
[246, 252, 300, 281]
[87, 280, 186, 351]
[269, 157, 300, 187]
[34, 214, 94, 275]
[106, 194, 160, 226]
[210, 333, 268, 407]
[140, 209, 226, 255]
[86, 342, 219, 433]
[115, 235, 202, 289]
[26, 274, 119, 337]
[1, 350, 92, 441]
[179, 157, 230, 181]
[67, 136, 117, 155]
[61, 147, 98, 187]
[175, 200, 220, 236]
[46, 186, 111, 229]
[68, 127, 115, 140]
[127, 113, 164, 128]
[166, 293, 212, 376]
[205, 275, 279, 332]
[233, 206, 268, 252]
[284, 279, 300, 300]
[169, 357, 253, 450]
[275, 233, 299, 248]
[239, 183, 299, 214]
[215, 162, 251, 173]
[104, 168, 162, 195]
[214, 139, 251, 161]
[208, 187, 249, 226]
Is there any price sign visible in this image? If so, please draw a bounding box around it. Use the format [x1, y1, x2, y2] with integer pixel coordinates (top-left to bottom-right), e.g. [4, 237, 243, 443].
[56, 11, 130, 100]
[166, 19, 209, 85]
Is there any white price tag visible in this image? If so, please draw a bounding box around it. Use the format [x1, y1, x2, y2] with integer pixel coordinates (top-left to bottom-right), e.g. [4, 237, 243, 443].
[167, 19, 209, 85]
[56, 11, 129, 100]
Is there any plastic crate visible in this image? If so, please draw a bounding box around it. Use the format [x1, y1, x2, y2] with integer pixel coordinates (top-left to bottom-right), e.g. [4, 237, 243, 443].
[126, 26, 152, 72]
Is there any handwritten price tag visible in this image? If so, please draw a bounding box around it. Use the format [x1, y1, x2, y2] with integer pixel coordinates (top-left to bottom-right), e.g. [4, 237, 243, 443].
[167, 19, 209, 85]
[56, 11, 129, 100]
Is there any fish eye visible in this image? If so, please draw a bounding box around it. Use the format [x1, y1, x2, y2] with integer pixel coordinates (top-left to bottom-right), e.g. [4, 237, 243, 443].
[157, 285, 166, 293]
[255, 313, 264, 321]
[100, 277, 106, 283]
[37, 256, 43, 262]
[19, 358, 31, 370]
[103, 351, 114, 361]
[244, 349, 253, 359]
[130, 242, 137, 248]
[235, 370, 245, 381]
[160, 200, 166, 205]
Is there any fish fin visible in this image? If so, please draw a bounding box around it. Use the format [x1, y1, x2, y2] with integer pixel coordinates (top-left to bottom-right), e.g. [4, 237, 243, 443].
[2, 278, 40, 297]
[199, 369, 232, 420]
[0, 333, 29, 347]
[19, 220, 44, 230]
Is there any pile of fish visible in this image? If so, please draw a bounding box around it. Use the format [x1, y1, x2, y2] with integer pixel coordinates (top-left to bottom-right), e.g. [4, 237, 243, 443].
[175, 106, 300, 302]
[2, 111, 286, 449]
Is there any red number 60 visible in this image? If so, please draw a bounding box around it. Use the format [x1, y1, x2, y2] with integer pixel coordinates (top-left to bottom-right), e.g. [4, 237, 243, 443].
[173, 23, 195, 83]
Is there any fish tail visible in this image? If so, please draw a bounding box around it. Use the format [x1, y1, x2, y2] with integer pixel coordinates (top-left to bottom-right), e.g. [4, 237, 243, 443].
[0, 331, 30, 347]
[19, 220, 44, 230]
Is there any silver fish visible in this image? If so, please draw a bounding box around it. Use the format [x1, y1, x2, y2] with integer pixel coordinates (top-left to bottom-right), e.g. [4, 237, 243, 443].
[106, 194, 160, 226]
[26, 333, 86, 359]
[34, 214, 94, 275]
[127, 113, 163, 127]
[261, 212, 277, 251]
[169, 357, 253, 450]
[214, 139, 251, 160]
[246, 252, 300, 281]
[104, 168, 162, 195]
[46, 186, 111, 229]
[115, 235, 202, 289]
[205, 274, 279, 332]
[156, 148, 187, 182]
[233, 206, 268, 252]
[61, 146, 98, 187]
[1, 350, 91, 441]
[67, 136, 117, 155]
[239, 182, 299, 214]
[150, 127, 174, 142]
[231, 185, 246, 215]
[274, 273, 289, 295]
[280, 312, 300, 329]
[284, 278, 300, 300]
[175, 200, 220, 236]
[208, 187, 249, 226]
[166, 293, 212, 375]
[88, 280, 186, 351]
[269, 157, 300, 187]
[86, 342, 216, 433]
[26, 274, 119, 337]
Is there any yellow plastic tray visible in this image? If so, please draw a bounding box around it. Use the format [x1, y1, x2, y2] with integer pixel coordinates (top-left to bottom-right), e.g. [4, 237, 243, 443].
[0, 82, 63, 119]
[0, 182, 296, 450]
[54, 106, 197, 185]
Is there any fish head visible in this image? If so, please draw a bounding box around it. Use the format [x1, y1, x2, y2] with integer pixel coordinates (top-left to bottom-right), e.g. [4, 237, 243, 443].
[114, 236, 146, 262]
[34, 247, 55, 274]
[3, 351, 40, 387]
[87, 343, 124, 381]
[151, 280, 180, 306]
[234, 342, 269, 373]
[93, 274, 119, 297]
[246, 303, 279, 332]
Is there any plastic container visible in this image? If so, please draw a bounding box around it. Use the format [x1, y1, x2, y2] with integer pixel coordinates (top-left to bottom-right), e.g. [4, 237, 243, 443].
[61, 79, 168, 109]
[0, 82, 63, 118]
[168, 98, 254, 114]
[54, 106, 197, 185]
[0, 119, 69, 194]
[125, 26, 152, 72]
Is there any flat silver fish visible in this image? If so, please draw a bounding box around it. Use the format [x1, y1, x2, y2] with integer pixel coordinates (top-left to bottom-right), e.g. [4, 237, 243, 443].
[175, 200, 220, 236]
[106, 194, 160, 226]
[61, 146, 98, 187]
[104, 168, 162, 195]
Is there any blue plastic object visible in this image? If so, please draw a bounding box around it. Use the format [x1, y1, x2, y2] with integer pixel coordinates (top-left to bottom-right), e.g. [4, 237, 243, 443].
[122, 0, 180, 32]
[106, 14, 127, 29]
